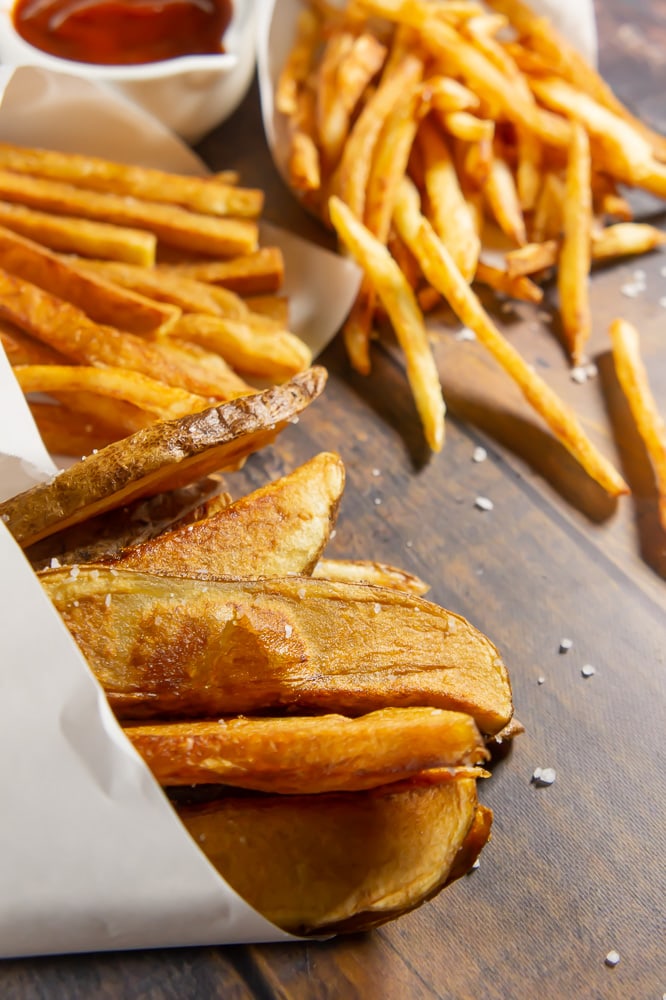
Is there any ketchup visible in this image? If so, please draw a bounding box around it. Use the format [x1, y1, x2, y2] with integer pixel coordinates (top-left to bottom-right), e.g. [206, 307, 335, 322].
[12, 0, 233, 66]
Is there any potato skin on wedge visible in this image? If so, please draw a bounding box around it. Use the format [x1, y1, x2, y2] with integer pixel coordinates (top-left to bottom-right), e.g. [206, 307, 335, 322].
[40, 567, 513, 734]
[177, 775, 485, 935]
[0, 366, 327, 547]
[114, 451, 345, 580]
[124, 707, 488, 793]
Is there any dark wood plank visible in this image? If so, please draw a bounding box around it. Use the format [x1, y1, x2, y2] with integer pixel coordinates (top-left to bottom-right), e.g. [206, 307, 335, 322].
[2, 2, 665, 998]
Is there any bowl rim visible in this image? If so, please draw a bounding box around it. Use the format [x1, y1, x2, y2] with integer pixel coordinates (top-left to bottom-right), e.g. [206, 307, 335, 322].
[0, 0, 256, 80]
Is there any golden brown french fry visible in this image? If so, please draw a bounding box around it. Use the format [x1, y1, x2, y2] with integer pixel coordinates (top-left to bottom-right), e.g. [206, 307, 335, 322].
[392, 177, 628, 496]
[530, 171, 565, 243]
[0, 201, 156, 266]
[609, 318, 666, 530]
[0, 320, 68, 365]
[516, 128, 542, 211]
[125, 707, 487, 792]
[558, 122, 592, 365]
[418, 115, 480, 281]
[114, 451, 345, 579]
[329, 195, 445, 452]
[0, 226, 179, 335]
[0, 170, 258, 257]
[591, 173, 633, 222]
[158, 247, 284, 295]
[440, 111, 493, 144]
[13, 365, 210, 421]
[0, 143, 264, 218]
[484, 153, 527, 246]
[505, 240, 558, 278]
[474, 261, 543, 304]
[0, 269, 252, 400]
[342, 281, 376, 376]
[331, 52, 423, 218]
[244, 294, 290, 325]
[312, 557, 429, 595]
[0, 367, 327, 546]
[592, 223, 666, 262]
[485, 0, 666, 162]
[287, 85, 323, 194]
[422, 75, 480, 114]
[276, 7, 322, 116]
[168, 313, 312, 380]
[40, 567, 513, 734]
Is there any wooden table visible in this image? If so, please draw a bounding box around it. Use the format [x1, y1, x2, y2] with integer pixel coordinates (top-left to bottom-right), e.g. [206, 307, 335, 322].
[3, 2, 665, 997]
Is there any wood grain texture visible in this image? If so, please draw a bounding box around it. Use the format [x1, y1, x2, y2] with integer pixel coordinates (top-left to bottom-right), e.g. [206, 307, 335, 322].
[2, 2, 665, 998]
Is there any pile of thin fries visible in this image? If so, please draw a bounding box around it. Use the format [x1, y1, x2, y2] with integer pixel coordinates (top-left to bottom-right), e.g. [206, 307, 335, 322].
[0, 144, 312, 456]
[277, 0, 666, 512]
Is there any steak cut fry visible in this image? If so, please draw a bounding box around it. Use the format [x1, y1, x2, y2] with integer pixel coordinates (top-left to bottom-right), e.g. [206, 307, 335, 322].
[126, 707, 488, 792]
[39, 568, 513, 734]
[114, 452, 345, 579]
[177, 775, 484, 935]
[0, 367, 327, 546]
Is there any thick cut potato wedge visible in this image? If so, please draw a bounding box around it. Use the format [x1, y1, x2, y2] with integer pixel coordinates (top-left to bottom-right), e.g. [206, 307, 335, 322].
[177, 775, 485, 935]
[0, 368, 327, 547]
[40, 568, 512, 734]
[126, 707, 488, 792]
[114, 452, 345, 579]
[312, 557, 429, 595]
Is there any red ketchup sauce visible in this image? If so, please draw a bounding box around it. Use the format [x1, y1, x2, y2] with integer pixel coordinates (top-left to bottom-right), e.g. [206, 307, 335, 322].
[12, 0, 233, 66]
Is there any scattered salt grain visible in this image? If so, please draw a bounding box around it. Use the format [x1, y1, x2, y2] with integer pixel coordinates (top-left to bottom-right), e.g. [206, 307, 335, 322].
[187, 525, 194, 532]
[50, 557, 61, 568]
[405, 540, 413, 548]
[570, 366, 588, 384]
[537, 676, 545, 685]
[532, 766, 556, 786]
[620, 282, 643, 298]
[455, 326, 476, 342]
[633, 268, 646, 282]
[373, 603, 382, 614]
[559, 638, 573, 653]
[290, 416, 299, 424]
[104, 593, 112, 608]
[72, 600, 79, 607]
[581, 664, 596, 678]
[372, 468, 381, 477]
[374, 496, 382, 505]
[330, 529, 337, 539]
[472, 446, 487, 463]
[471, 858, 480, 870]
[605, 951, 620, 968]
[474, 496, 494, 511]
[69, 565, 80, 579]
[285, 624, 293, 638]
[297, 587, 306, 600]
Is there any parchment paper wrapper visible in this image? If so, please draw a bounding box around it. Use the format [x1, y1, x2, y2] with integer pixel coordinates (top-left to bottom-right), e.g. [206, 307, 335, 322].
[0, 65, 360, 958]
[257, 0, 597, 200]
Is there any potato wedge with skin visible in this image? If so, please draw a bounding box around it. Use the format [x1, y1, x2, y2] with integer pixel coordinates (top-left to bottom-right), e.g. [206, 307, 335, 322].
[0, 367, 327, 547]
[177, 774, 484, 935]
[125, 707, 488, 792]
[312, 557, 429, 595]
[113, 452, 345, 579]
[40, 568, 512, 734]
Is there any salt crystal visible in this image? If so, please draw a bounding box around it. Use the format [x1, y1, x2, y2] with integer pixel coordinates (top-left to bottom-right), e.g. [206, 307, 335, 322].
[69, 565, 80, 579]
[620, 282, 642, 298]
[297, 587, 306, 600]
[405, 540, 413, 548]
[285, 624, 293, 638]
[472, 446, 488, 463]
[330, 529, 337, 539]
[455, 326, 476, 341]
[374, 497, 382, 505]
[532, 766, 556, 786]
[537, 676, 545, 685]
[570, 366, 588, 384]
[290, 416, 299, 424]
[104, 593, 112, 608]
[604, 951, 620, 968]
[581, 664, 596, 678]
[474, 496, 494, 511]
[187, 525, 194, 532]
[373, 603, 381, 614]
[72, 600, 79, 607]
[50, 557, 61, 568]
[559, 638, 573, 653]
[372, 468, 381, 477]
[633, 268, 646, 282]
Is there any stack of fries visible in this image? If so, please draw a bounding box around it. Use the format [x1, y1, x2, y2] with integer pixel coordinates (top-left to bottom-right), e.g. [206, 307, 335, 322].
[277, 0, 666, 510]
[1, 382, 516, 935]
[0, 144, 313, 456]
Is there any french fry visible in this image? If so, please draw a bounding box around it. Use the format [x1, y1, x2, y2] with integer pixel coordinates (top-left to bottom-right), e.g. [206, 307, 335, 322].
[474, 261, 543, 304]
[275, 7, 322, 116]
[592, 223, 666, 262]
[530, 171, 565, 243]
[558, 122, 592, 365]
[0, 269, 252, 400]
[244, 294, 290, 325]
[312, 557, 429, 595]
[114, 451, 345, 579]
[0, 143, 264, 218]
[0, 201, 156, 266]
[287, 85, 323, 194]
[13, 365, 210, 421]
[40, 567, 513, 734]
[0, 170, 259, 257]
[422, 75, 480, 114]
[125, 707, 487, 793]
[505, 240, 558, 278]
[440, 111, 493, 144]
[591, 173, 633, 222]
[484, 152, 527, 247]
[0, 226, 179, 335]
[609, 318, 666, 530]
[158, 247, 284, 295]
[0, 320, 67, 365]
[329, 195, 446, 452]
[418, 115, 480, 281]
[392, 177, 628, 497]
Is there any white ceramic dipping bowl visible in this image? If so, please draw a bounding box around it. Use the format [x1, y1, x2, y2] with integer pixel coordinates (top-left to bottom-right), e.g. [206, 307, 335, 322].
[0, 0, 258, 143]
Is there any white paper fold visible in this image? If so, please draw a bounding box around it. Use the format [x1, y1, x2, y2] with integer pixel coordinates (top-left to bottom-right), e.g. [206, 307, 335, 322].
[0, 65, 360, 958]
